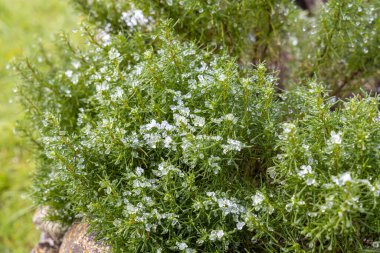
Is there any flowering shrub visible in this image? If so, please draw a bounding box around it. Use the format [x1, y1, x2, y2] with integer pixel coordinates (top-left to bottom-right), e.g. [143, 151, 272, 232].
[17, 0, 380, 252]
[73, 0, 298, 63]
[18, 26, 281, 251]
[272, 84, 380, 251]
[292, 0, 380, 95]
[72, 0, 380, 95]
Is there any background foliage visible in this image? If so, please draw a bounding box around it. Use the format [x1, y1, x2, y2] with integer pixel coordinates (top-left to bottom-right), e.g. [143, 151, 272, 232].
[0, 0, 76, 251]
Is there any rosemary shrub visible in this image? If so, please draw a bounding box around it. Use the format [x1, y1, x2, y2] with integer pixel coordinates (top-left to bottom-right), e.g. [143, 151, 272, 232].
[72, 0, 380, 95]
[17, 0, 380, 252]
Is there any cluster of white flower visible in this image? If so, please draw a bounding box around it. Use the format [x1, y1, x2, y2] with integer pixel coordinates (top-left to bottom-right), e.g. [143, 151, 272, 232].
[120, 8, 154, 32]
[212, 114, 238, 124]
[222, 139, 245, 154]
[31, 27, 289, 252]
[175, 242, 196, 252]
[296, 165, 317, 186]
[251, 192, 265, 207]
[209, 230, 224, 241]
[329, 131, 342, 145]
[153, 162, 184, 178]
[331, 172, 352, 186]
[279, 123, 296, 141]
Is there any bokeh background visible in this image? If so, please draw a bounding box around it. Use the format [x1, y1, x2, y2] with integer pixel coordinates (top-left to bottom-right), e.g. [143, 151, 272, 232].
[0, 1, 77, 251]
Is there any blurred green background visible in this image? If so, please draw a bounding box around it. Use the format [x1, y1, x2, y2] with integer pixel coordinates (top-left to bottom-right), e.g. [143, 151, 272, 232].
[0, 0, 76, 251]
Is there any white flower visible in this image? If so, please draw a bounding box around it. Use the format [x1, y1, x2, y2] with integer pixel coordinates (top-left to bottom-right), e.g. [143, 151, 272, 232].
[219, 73, 226, 81]
[252, 192, 265, 206]
[283, 123, 296, 134]
[222, 139, 244, 154]
[209, 230, 224, 241]
[71, 74, 79, 84]
[236, 221, 245, 230]
[224, 114, 237, 124]
[297, 165, 312, 178]
[176, 242, 188, 250]
[164, 136, 173, 148]
[96, 82, 109, 92]
[108, 48, 120, 60]
[65, 70, 73, 78]
[153, 162, 179, 177]
[136, 167, 144, 176]
[97, 30, 111, 46]
[306, 178, 316, 186]
[206, 191, 216, 199]
[121, 9, 150, 31]
[330, 131, 342, 145]
[196, 239, 204, 245]
[193, 115, 205, 127]
[72, 61, 81, 69]
[332, 172, 352, 186]
[115, 87, 124, 98]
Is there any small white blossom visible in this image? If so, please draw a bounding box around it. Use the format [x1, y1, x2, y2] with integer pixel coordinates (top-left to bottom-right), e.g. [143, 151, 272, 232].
[136, 167, 144, 176]
[306, 178, 317, 186]
[236, 221, 245, 230]
[196, 239, 204, 245]
[283, 123, 296, 134]
[108, 48, 120, 60]
[252, 192, 265, 206]
[330, 131, 342, 145]
[193, 115, 205, 127]
[115, 87, 124, 98]
[176, 242, 188, 250]
[96, 82, 109, 92]
[224, 114, 237, 123]
[222, 139, 244, 154]
[72, 61, 81, 69]
[332, 172, 352, 186]
[65, 70, 73, 78]
[96, 30, 111, 46]
[121, 9, 153, 31]
[71, 74, 79, 84]
[206, 191, 216, 199]
[164, 136, 173, 148]
[209, 230, 224, 241]
[219, 73, 226, 81]
[297, 165, 312, 178]
[154, 162, 180, 177]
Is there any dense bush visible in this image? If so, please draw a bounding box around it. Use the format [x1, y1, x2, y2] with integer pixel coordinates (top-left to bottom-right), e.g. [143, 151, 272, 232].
[17, 0, 380, 252]
[73, 0, 298, 64]
[294, 0, 380, 95]
[71, 0, 380, 95]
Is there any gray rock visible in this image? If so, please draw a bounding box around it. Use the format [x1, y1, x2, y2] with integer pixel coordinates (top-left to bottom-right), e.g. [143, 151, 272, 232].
[59, 223, 111, 253]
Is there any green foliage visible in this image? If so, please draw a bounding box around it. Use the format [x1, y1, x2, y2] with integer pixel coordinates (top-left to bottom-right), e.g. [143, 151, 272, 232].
[0, 0, 77, 251]
[18, 25, 280, 251]
[272, 85, 380, 251]
[71, 0, 380, 95]
[296, 0, 380, 95]
[17, 0, 380, 252]
[72, 0, 299, 64]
